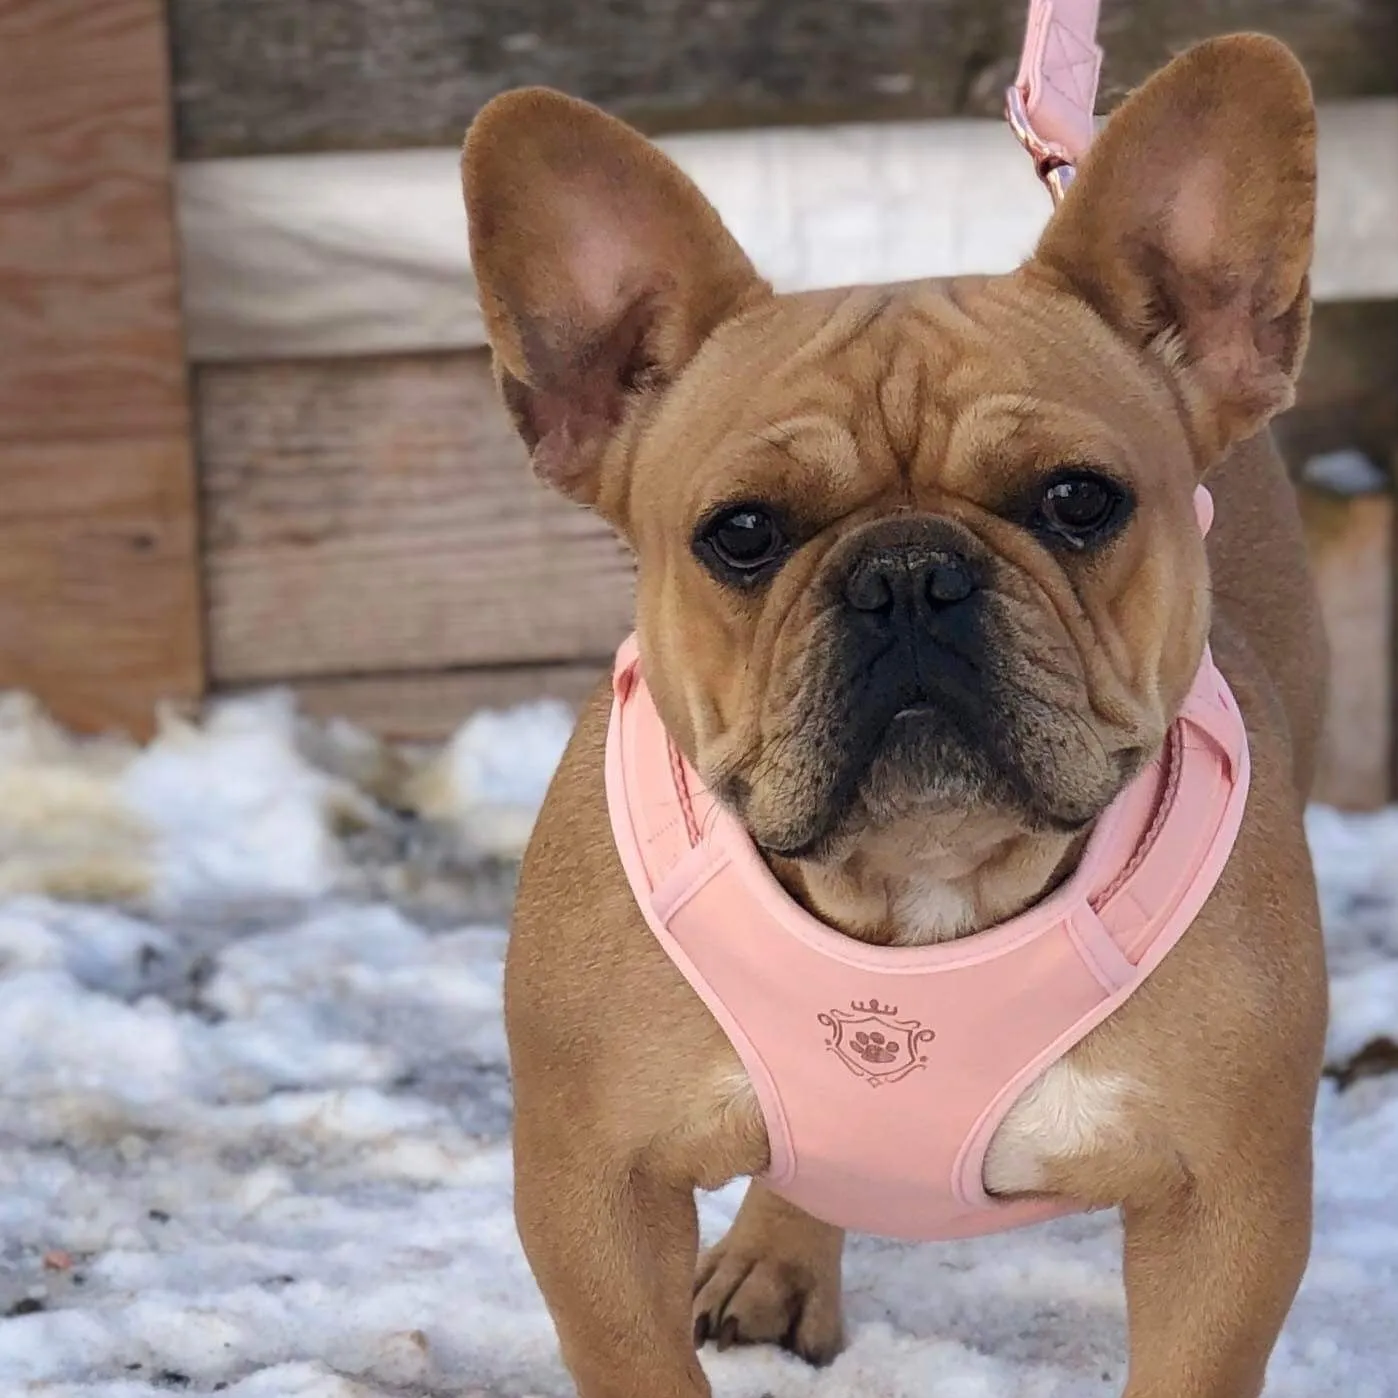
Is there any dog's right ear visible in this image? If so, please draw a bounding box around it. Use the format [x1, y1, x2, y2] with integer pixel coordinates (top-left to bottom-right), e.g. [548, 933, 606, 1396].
[463, 89, 766, 521]
[1029, 35, 1316, 465]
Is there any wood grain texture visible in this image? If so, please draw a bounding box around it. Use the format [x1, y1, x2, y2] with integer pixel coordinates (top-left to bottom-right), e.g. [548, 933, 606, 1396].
[199, 353, 634, 683]
[0, 437, 201, 737]
[1392, 448, 1398, 805]
[278, 663, 606, 741]
[1275, 301, 1398, 477]
[1299, 488, 1393, 809]
[0, 0, 203, 734]
[168, 0, 1398, 158]
[174, 105, 1398, 365]
[199, 317, 1395, 663]
[0, 0, 190, 443]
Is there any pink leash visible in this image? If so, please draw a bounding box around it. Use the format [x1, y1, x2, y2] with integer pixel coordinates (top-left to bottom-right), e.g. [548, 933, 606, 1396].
[1006, 0, 1103, 202]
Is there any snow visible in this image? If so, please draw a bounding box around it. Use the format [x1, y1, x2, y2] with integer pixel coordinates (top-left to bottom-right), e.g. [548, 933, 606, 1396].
[121, 694, 362, 910]
[0, 696, 1394, 1397]
[405, 700, 576, 863]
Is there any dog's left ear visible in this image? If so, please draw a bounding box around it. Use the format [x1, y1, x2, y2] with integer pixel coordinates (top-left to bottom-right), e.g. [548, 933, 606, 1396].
[1029, 35, 1316, 463]
[463, 88, 766, 523]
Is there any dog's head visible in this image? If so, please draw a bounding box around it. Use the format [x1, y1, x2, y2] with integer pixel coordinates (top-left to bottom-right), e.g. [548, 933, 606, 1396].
[463, 37, 1314, 866]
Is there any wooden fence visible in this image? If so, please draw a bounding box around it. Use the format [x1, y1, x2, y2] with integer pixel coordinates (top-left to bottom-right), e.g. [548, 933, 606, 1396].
[1, 0, 1394, 807]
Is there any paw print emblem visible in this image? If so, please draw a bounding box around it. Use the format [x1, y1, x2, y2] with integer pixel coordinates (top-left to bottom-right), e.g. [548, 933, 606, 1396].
[819, 999, 935, 1086]
[851, 1030, 900, 1064]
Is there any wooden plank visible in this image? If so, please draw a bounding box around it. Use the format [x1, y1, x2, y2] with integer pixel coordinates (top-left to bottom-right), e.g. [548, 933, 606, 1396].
[174, 103, 1398, 364]
[1299, 487, 1393, 810]
[1275, 300, 1398, 477]
[0, 0, 191, 443]
[275, 663, 607, 741]
[0, 0, 203, 735]
[200, 353, 634, 683]
[0, 437, 201, 737]
[179, 113, 1398, 366]
[200, 318, 1396, 674]
[168, 0, 1398, 159]
[1392, 448, 1398, 804]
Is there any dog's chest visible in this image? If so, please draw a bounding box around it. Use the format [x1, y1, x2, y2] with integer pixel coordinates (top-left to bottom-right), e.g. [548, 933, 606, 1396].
[711, 1054, 1135, 1197]
[983, 1058, 1135, 1194]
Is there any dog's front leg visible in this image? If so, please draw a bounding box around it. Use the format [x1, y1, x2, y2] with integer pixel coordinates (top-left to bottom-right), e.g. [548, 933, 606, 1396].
[515, 1122, 710, 1398]
[1119, 1143, 1312, 1398]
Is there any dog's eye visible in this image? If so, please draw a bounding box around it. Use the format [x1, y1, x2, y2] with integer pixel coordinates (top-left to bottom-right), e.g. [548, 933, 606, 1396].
[697, 506, 788, 579]
[1033, 472, 1131, 550]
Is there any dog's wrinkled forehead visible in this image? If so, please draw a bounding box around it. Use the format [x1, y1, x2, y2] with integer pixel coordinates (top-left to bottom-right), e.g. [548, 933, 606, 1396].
[629, 278, 1188, 544]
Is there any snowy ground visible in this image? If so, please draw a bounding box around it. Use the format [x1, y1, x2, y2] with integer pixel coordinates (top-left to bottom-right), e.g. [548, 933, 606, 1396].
[0, 693, 1395, 1398]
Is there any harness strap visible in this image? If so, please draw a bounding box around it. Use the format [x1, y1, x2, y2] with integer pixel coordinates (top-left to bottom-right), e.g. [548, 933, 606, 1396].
[610, 637, 705, 893]
[1096, 657, 1250, 966]
[613, 639, 1243, 978]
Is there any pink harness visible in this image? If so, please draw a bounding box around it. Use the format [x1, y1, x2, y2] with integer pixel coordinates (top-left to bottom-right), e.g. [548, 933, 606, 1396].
[599, 5, 1245, 1241]
[606, 480, 1248, 1240]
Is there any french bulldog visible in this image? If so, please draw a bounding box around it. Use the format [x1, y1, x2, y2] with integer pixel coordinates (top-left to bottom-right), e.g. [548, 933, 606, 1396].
[463, 33, 1329, 1398]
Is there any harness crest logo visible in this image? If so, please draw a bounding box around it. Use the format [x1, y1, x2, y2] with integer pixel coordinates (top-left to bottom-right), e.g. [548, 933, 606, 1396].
[818, 999, 935, 1086]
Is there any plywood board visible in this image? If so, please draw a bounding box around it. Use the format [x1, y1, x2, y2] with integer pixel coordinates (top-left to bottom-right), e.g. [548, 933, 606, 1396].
[1300, 488, 1393, 809]
[0, 0, 191, 444]
[175, 103, 1398, 364]
[0, 0, 203, 735]
[1275, 300, 1398, 475]
[200, 353, 634, 683]
[0, 437, 201, 736]
[277, 664, 606, 741]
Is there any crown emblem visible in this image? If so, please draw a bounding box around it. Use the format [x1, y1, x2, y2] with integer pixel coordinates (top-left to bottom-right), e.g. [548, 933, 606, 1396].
[818, 998, 935, 1086]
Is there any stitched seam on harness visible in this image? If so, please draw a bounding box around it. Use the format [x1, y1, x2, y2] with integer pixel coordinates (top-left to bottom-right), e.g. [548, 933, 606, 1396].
[1091, 724, 1180, 910]
[668, 735, 703, 848]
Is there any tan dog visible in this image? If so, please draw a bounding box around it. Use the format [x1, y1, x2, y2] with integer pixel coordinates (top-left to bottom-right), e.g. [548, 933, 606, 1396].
[463, 33, 1329, 1398]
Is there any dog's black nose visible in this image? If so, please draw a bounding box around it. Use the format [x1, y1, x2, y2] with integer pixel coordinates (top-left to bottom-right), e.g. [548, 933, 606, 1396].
[925, 559, 974, 606]
[842, 548, 978, 617]
[843, 562, 896, 613]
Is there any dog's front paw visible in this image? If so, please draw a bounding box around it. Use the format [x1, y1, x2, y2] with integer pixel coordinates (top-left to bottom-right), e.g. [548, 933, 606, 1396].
[692, 1238, 844, 1366]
